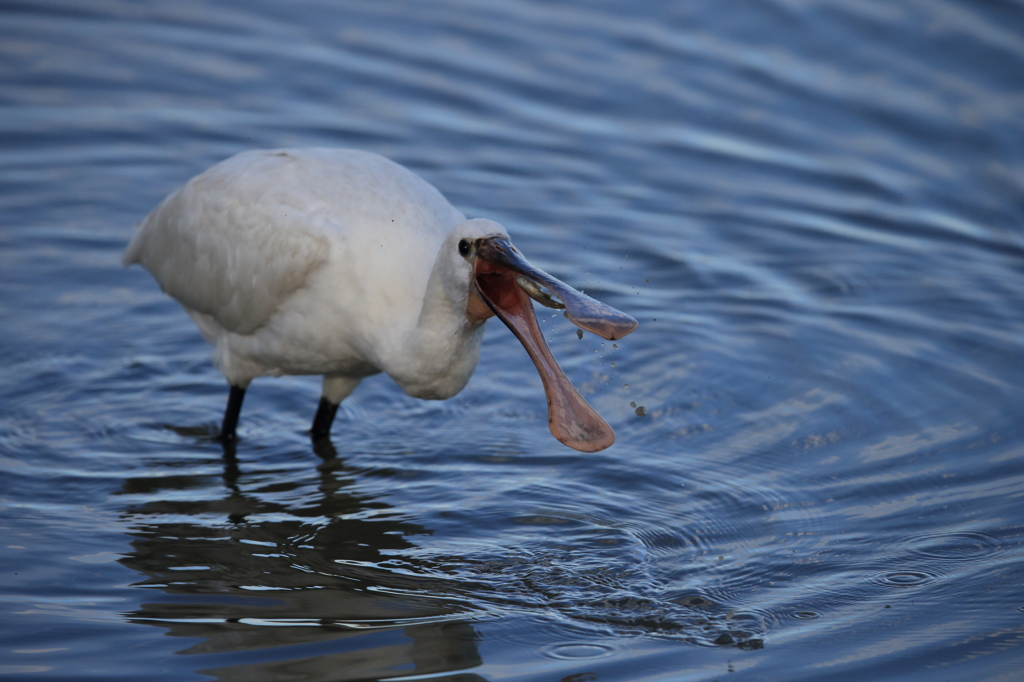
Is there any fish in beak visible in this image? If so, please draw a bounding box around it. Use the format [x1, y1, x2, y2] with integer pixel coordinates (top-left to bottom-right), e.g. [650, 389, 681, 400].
[472, 237, 638, 452]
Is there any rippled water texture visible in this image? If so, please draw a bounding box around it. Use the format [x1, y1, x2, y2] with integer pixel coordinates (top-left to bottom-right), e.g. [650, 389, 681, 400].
[3, 1, 1024, 680]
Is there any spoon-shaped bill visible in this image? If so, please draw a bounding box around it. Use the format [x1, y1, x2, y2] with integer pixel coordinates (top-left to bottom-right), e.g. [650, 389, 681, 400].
[475, 238, 638, 341]
[474, 239, 619, 452]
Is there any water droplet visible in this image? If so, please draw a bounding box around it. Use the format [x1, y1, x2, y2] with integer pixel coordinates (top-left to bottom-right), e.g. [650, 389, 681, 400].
[576, 329, 583, 340]
[635, 406, 647, 416]
[624, 383, 629, 388]
[630, 402, 636, 408]
[610, 362, 616, 367]
[612, 343, 618, 348]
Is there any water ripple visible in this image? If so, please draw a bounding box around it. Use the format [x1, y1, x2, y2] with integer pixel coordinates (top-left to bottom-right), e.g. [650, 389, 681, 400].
[903, 530, 1001, 562]
[543, 642, 615, 660]
[3, 0, 1024, 679]
[870, 570, 939, 589]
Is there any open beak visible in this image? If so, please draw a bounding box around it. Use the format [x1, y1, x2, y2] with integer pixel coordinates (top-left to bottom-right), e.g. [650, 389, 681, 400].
[473, 237, 638, 452]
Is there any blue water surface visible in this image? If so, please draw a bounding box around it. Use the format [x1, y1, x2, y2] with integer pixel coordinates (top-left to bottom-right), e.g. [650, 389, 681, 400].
[2, 1, 1024, 680]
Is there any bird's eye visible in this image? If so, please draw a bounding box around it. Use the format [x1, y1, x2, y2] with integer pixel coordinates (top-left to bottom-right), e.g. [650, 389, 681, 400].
[458, 239, 471, 258]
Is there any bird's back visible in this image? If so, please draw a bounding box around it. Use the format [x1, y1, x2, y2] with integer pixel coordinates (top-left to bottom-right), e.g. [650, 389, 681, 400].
[124, 148, 466, 340]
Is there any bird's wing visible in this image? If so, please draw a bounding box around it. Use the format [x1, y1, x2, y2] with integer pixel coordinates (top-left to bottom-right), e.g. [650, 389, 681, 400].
[123, 151, 331, 335]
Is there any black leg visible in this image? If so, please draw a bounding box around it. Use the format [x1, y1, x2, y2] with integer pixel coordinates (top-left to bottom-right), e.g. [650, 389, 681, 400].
[312, 433, 340, 470]
[220, 385, 246, 442]
[310, 396, 339, 440]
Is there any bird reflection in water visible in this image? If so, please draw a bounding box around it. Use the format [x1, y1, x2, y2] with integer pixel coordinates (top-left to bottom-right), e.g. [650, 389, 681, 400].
[116, 433, 485, 681]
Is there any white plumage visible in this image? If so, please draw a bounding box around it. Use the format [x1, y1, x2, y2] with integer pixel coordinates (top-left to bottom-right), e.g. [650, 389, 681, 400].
[125, 148, 636, 451]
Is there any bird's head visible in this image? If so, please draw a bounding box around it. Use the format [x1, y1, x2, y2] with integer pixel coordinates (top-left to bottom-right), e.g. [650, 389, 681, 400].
[441, 218, 638, 452]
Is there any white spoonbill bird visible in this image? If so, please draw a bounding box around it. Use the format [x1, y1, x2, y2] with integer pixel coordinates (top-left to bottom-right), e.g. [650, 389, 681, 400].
[124, 148, 637, 452]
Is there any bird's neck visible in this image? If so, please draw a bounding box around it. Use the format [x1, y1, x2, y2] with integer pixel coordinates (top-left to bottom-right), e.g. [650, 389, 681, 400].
[384, 268, 485, 400]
